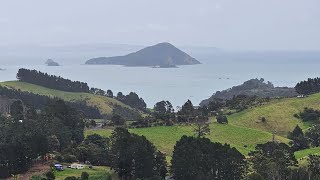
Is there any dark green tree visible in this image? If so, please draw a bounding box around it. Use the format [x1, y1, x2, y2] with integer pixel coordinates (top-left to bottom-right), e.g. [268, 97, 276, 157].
[111, 114, 125, 126]
[288, 125, 309, 151]
[106, 90, 113, 97]
[306, 125, 320, 147]
[110, 128, 167, 179]
[216, 114, 228, 124]
[249, 142, 298, 180]
[171, 136, 246, 180]
[153, 100, 174, 120]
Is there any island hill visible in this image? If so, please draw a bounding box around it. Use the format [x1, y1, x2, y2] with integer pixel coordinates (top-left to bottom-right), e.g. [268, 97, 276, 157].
[85, 42, 201, 67]
[45, 59, 60, 66]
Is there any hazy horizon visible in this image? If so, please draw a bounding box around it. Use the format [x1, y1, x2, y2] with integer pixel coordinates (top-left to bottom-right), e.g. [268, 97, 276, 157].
[0, 0, 319, 51]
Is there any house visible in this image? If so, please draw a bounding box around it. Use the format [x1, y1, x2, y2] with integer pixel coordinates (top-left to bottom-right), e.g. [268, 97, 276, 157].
[54, 164, 63, 171]
[70, 163, 85, 169]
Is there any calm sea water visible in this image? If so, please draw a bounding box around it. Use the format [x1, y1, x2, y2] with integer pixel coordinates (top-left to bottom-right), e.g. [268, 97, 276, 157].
[1, 57, 320, 107]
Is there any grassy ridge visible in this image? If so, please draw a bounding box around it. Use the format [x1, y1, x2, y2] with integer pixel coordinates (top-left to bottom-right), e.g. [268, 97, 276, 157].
[86, 123, 289, 156]
[0, 81, 130, 115]
[228, 94, 320, 136]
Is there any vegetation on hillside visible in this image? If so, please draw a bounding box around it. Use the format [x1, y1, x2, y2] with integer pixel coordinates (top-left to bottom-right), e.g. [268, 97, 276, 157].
[295, 77, 320, 95]
[0, 81, 133, 116]
[17, 68, 90, 92]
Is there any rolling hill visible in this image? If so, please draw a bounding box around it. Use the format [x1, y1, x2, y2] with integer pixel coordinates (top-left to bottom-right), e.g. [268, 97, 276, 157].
[85, 42, 201, 67]
[86, 93, 320, 158]
[228, 93, 320, 136]
[0, 81, 130, 116]
[2, 80, 320, 159]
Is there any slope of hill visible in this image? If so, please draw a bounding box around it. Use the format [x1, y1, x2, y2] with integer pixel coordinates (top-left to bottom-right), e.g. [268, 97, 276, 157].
[200, 78, 297, 106]
[0, 81, 130, 116]
[86, 92, 320, 157]
[85, 42, 201, 67]
[228, 93, 320, 136]
[86, 121, 289, 156]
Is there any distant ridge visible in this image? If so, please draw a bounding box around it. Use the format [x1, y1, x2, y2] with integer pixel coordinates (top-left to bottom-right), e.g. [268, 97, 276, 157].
[85, 42, 201, 67]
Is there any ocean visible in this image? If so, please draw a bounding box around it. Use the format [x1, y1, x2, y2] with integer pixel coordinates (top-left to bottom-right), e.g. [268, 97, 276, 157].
[0, 48, 320, 108]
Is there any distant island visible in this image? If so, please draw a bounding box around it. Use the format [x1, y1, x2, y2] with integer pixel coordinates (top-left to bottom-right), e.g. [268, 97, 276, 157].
[200, 78, 298, 106]
[85, 42, 201, 67]
[45, 59, 60, 66]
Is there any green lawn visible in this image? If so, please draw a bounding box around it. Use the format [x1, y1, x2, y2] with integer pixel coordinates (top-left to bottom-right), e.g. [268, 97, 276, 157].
[295, 147, 320, 160]
[55, 166, 117, 180]
[86, 122, 289, 156]
[0, 81, 129, 115]
[228, 94, 320, 136]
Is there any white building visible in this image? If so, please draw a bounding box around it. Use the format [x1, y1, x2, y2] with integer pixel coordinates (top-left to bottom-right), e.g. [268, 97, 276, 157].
[70, 163, 85, 169]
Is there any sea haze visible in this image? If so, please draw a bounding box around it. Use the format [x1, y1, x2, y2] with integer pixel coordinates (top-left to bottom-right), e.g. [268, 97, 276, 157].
[0, 47, 320, 108]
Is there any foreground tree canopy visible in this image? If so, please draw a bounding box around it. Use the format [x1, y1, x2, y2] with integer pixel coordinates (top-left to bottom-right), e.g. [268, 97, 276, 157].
[171, 135, 246, 180]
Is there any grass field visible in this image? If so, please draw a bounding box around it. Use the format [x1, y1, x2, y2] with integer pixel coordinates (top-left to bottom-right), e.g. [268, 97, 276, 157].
[295, 147, 320, 160]
[228, 94, 320, 136]
[55, 166, 117, 180]
[0, 81, 130, 115]
[86, 122, 289, 156]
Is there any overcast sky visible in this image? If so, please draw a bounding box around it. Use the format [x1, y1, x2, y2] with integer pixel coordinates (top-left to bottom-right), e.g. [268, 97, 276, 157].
[0, 0, 319, 50]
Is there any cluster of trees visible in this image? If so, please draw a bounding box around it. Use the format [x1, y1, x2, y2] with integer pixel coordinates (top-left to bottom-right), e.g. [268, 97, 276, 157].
[0, 99, 85, 178]
[288, 124, 320, 151]
[0, 86, 102, 119]
[90, 88, 114, 98]
[17, 69, 90, 92]
[296, 107, 320, 122]
[116, 92, 147, 111]
[249, 141, 320, 180]
[206, 95, 269, 113]
[249, 141, 298, 180]
[295, 77, 320, 95]
[109, 128, 167, 179]
[171, 136, 246, 180]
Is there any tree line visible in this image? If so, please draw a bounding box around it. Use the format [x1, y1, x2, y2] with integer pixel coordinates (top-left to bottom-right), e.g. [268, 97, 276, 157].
[0, 86, 102, 119]
[295, 77, 320, 95]
[17, 68, 90, 93]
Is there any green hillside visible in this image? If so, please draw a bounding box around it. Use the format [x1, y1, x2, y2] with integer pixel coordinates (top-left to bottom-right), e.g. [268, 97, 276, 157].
[0, 81, 130, 115]
[228, 94, 320, 136]
[2, 80, 320, 158]
[86, 93, 320, 157]
[86, 122, 289, 156]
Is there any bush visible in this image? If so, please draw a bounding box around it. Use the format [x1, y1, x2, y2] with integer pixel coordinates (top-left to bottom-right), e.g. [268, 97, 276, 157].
[45, 171, 55, 180]
[216, 115, 228, 124]
[65, 176, 78, 180]
[30, 175, 47, 180]
[81, 172, 89, 180]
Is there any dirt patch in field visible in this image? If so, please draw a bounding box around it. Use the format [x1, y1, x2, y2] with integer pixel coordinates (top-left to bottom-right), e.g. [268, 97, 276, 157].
[5, 163, 51, 180]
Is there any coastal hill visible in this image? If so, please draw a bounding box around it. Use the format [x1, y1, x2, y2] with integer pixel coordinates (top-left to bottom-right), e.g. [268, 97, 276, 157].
[200, 78, 298, 106]
[85, 42, 201, 67]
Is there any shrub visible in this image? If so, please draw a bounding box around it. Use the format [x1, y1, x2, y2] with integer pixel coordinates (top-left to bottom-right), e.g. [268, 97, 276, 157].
[45, 171, 55, 180]
[217, 115, 228, 124]
[65, 176, 77, 180]
[81, 172, 89, 180]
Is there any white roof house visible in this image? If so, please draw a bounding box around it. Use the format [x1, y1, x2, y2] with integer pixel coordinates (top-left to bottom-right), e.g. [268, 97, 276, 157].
[70, 163, 85, 169]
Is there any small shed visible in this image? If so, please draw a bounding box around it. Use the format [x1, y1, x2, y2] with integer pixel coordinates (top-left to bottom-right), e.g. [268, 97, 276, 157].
[71, 163, 85, 170]
[54, 164, 63, 171]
